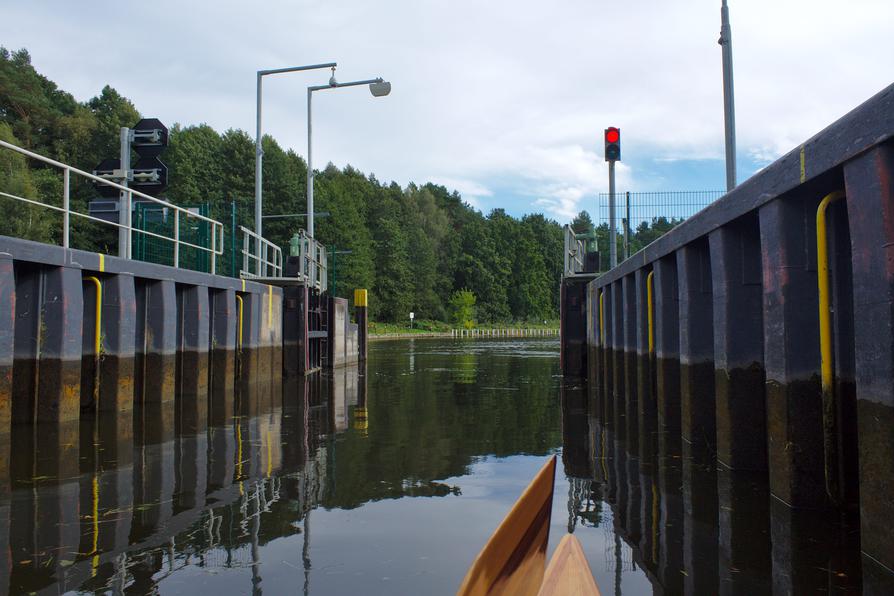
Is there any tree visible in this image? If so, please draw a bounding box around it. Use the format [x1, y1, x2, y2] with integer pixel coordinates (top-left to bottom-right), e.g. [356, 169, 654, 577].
[0, 123, 54, 242]
[0, 51, 573, 324]
[368, 182, 413, 321]
[571, 210, 594, 234]
[165, 124, 225, 207]
[85, 85, 140, 169]
[449, 289, 476, 329]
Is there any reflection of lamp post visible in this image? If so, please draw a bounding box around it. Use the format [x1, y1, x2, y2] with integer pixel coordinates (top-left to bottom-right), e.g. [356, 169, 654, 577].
[307, 70, 392, 238]
[255, 63, 336, 265]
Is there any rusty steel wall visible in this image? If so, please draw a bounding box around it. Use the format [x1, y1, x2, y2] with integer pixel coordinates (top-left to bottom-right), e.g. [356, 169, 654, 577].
[570, 83, 894, 584]
[0, 234, 284, 468]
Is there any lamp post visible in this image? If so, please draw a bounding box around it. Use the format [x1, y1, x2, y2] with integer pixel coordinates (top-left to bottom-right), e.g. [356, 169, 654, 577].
[255, 62, 336, 272]
[307, 70, 392, 238]
[719, 0, 737, 191]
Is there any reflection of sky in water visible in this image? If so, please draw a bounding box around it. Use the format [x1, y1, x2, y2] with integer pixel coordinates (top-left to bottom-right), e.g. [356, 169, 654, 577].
[156, 454, 653, 596]
[155, 339, 652, 595]
[6, 337, 660, 595]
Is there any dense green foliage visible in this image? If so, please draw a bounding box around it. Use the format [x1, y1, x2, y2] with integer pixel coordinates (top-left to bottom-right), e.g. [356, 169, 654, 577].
[571, 209, 682, 272]
[322, 340, 562, 509]
[0, 47, 566, 323]
[448, 288, 477, 329]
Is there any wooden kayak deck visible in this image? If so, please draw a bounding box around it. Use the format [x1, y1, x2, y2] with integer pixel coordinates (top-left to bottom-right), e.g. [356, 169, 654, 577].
[456, 455, 601, 596]
[538, 535, 601, 596]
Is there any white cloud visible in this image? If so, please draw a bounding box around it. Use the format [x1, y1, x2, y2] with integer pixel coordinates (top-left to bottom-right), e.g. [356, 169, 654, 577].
[428, 177, 492, 199]
[3, 0, 892, 223]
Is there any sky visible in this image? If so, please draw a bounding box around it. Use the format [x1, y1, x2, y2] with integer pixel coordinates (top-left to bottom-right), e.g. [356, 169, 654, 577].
[3, 0, 892, 223]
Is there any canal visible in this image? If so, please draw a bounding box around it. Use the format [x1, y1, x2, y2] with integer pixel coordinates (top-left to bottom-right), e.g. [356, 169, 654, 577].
[2, 337, 865, 594]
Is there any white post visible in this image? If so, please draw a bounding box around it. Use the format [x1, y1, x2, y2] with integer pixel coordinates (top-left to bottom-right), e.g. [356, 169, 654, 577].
[255, 72, 265, 276]
[307, 88, 314, 238]
[118, 127, 131, 258]
[210, 221, 216, 275]
[243, 232, 249, 276]
[124, 190, 132, 259]
[173, 210, 180, 268]
[62, 168, 70, 248]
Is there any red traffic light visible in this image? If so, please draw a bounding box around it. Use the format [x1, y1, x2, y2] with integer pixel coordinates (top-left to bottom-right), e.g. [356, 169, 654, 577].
[604, 127, 621, 162]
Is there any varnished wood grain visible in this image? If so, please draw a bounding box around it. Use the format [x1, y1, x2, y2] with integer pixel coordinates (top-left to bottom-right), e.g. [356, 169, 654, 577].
[537, 534, 601, 596]
[457, 456, 557, 596]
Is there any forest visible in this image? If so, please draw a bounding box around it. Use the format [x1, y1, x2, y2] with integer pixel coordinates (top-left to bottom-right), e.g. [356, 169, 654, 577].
[0, 47, 676, 324]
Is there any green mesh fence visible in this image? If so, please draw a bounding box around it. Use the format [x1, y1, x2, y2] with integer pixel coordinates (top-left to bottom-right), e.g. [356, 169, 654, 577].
[132, 201, 247, 278]
[133, 202, 211, 272]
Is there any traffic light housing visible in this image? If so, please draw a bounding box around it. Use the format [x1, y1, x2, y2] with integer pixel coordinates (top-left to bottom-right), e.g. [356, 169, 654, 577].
[604, 127, 621, 162]
[131, 118, 169, 195]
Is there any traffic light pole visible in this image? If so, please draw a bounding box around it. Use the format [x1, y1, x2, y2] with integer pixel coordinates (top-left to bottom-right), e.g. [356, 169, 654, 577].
[720, 0, 737, 192]
[609, 160, 617, 268]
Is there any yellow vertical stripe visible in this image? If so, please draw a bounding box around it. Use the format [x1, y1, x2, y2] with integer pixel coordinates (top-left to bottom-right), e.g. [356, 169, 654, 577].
[268, 285, 273, 329]
[98, 253, 105, 272]
[235, 295, 244, 350]
[816, 190, 846, 391]
[84, 277, 103, 356]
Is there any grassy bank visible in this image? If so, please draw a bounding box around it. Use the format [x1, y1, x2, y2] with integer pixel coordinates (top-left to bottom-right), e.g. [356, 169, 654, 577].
[368, 319, 559, 337]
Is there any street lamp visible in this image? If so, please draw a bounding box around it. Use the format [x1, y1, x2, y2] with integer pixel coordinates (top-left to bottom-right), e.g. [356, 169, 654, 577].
[307, 68, 392, 238]
[719, 0, 737, 191]
[255, 62, 336, 269]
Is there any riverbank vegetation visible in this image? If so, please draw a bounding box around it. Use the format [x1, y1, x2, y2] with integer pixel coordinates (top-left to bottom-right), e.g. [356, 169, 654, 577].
[368, 318, 559, 337]
[1, 47, 681, 325]
[1, 47, 565, 324]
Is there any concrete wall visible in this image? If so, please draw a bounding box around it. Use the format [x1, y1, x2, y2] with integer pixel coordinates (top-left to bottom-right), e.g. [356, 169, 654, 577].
[327, 296, 360, 369]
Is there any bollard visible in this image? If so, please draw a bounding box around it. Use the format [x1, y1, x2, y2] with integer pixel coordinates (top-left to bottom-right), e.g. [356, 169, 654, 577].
[354, 289, 368, 362]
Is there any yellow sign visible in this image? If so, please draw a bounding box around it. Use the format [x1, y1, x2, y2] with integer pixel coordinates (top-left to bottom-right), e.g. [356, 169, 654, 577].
[354, 289, 368, 307]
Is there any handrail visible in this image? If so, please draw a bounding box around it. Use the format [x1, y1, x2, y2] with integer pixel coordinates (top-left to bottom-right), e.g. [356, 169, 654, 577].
[292, 230, 328, 292]
[815, 189, 846, 504]
[239, 225, 283, 278]
[0, 139, 224, 273]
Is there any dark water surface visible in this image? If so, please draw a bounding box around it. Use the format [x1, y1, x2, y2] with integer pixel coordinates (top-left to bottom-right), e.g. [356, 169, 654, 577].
[1, 338, 865, 594]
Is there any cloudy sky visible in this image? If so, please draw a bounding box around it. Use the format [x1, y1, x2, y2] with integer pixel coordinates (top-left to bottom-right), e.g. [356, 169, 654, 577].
[4, 0, 892, 222]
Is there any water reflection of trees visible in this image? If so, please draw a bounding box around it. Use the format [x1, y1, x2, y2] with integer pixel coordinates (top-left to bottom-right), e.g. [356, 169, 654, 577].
[3, 339, 565, 594]
[323, 339, 562, 509]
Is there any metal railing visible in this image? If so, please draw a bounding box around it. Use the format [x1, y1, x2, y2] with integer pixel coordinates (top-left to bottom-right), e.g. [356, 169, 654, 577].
[596, 190, 725, 266]
[240, 225, 284, 278]
[598, 190, 724, 237]
[564, 225, 587, 277]
[0, 139, 225, 273]
[293, 230, 328, 292]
